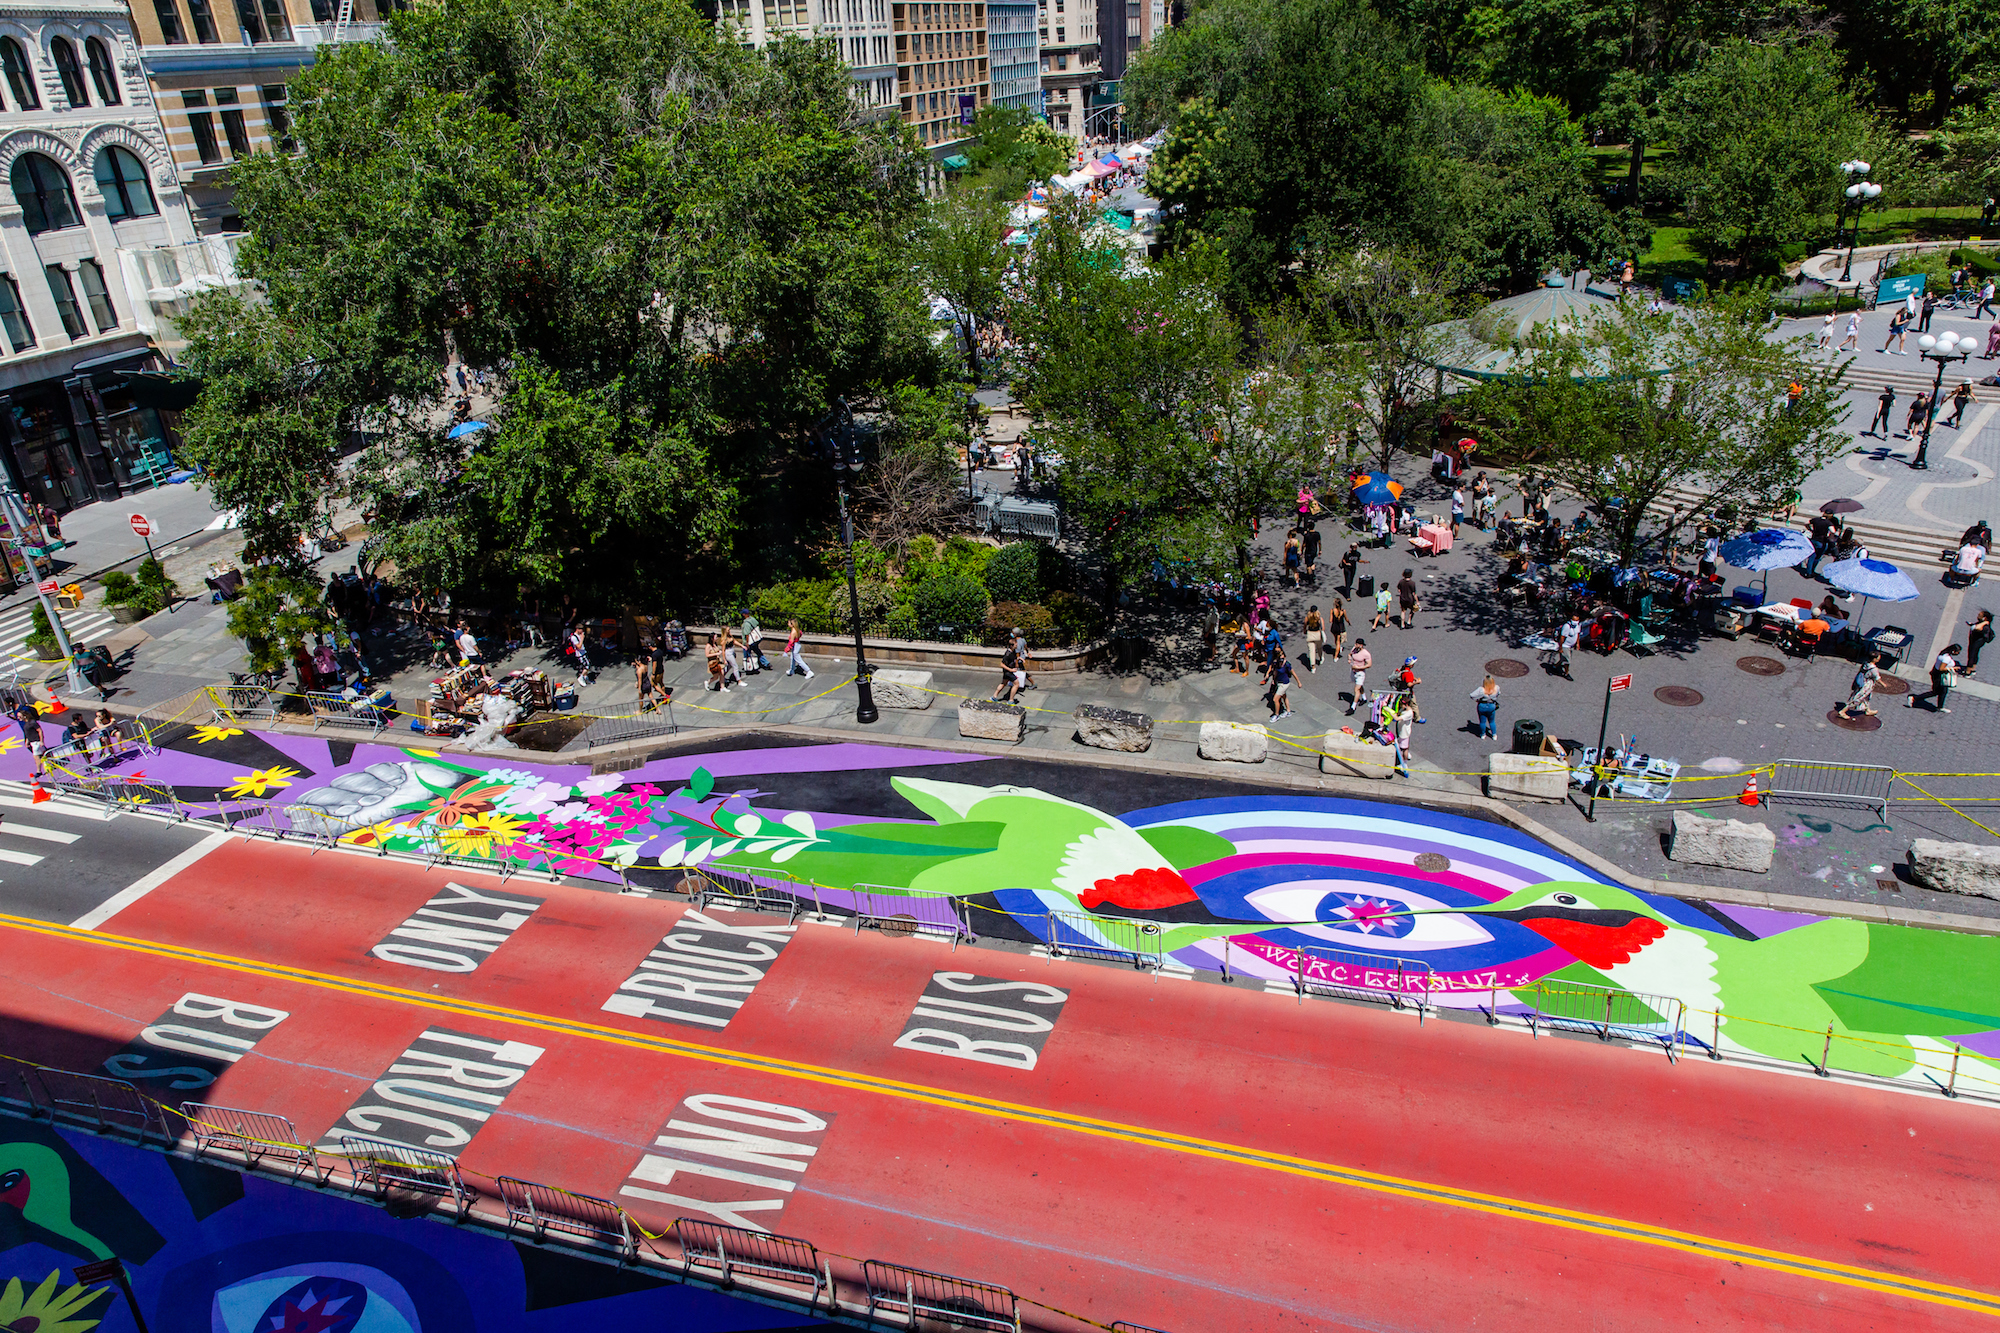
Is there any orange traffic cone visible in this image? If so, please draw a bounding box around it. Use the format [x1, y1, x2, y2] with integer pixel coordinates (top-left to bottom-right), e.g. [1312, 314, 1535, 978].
[1738, 775, 1761, 807]
[30, 784, 50, 804]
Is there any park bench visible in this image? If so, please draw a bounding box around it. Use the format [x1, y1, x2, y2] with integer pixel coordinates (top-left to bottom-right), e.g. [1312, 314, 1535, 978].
[304, 691, 387, 735]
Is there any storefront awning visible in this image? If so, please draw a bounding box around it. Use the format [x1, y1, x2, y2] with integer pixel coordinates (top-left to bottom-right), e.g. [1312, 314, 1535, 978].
[941, 154, 971, 172]
[110, 371, 202, 412]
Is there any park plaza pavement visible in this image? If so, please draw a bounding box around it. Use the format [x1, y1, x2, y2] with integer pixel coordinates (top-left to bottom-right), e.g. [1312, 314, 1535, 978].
[4, 725, 2000, 1330]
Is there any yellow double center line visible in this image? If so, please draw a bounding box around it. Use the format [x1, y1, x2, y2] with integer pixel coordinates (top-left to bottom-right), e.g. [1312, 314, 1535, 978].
[14, 911, 1998, 1318]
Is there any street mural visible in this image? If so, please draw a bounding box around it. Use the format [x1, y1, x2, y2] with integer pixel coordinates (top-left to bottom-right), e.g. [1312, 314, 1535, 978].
[14, 727, 2000, 1089]
[0, 1118, 820, 1332]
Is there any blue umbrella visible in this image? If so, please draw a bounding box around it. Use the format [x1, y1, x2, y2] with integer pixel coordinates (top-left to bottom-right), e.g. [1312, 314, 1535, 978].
[1351, 472, 1403, 507]
[447, 420, 491, 440]
[1824, 556, 1918, 635]
[1721, 527, 1815, 596]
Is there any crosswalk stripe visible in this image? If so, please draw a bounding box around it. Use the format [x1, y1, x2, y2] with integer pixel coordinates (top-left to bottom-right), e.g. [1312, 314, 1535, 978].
[0, 847, 41, 866]
[0, 793, 114, 820]
[0, 821, 78, 844]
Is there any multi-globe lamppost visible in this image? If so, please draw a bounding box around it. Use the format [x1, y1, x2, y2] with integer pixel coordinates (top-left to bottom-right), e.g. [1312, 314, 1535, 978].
[1910, 330, 1971, 471]
[1837, 161, 1881, 284]
[812, 397, 878, 724]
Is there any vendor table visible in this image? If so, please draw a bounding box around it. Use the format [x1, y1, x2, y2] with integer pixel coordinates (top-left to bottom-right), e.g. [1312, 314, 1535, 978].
[1416, 523, 1452, 554]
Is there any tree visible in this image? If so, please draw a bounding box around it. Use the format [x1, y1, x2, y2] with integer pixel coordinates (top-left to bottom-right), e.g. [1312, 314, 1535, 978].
[1306, 246, 1471, 471]
[1937, 93, 2000, 205]
[962, 104, 1072, 198]
[1660, 38, 1888, 265]
[853, 382, 980, 554]
[226, 565, 334, 678]
[1465, 292, 1850, 563]
[183, 0, 927, 603]
[914, 189, 1011, 379]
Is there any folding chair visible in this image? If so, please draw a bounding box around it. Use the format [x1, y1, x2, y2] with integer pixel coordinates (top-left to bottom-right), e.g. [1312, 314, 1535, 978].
[1625, 621, 1664, 656]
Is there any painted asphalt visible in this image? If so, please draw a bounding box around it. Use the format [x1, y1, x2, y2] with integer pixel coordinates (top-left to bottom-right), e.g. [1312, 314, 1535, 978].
[0, 834, 1993, 1332]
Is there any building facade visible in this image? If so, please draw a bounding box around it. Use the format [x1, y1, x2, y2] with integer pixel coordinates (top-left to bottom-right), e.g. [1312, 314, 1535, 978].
[895, 1, 987, 152]
[1036, 0, 1093, 141]
[0, 0, 199, 510]
[127, 0, 388, 234]
[715, 0, 899, 114]
[985, 0, 1036, 114]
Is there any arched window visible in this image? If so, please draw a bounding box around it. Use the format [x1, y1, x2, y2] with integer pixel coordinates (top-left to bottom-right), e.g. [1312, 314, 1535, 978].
[94, 146, 155, 221]
[85, 38, 118, 106]
[51, 39, 86, 107]
[11, 154, 79, 234]
[1, 39, 40, 111]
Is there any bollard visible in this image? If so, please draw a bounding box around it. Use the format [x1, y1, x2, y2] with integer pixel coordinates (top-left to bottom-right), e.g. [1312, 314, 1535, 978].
[1946, 1044, 1961, 1099]
[1486, 984, 1499, 1025]
[1709, 1006, 1723, 1061]
[1813, 1023, 1833, 1077]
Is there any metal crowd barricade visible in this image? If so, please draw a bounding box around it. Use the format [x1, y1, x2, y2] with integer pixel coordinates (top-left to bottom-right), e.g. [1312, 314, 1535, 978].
[499, 1177, 634, 1259]
[29, 1069, 157, 1138]
[104, 780, 185, 819]
[1044, 910, 1164, 970]
[861, 1260, 1019, 1333]
[1525, 980, 1687, 1060]
[1768, 758, 1894, 820]
[329, 1135, 476, 1216]
[674, 1220, 826, 1305]
[691, 863, 804, 921]
[588, 707, 679, 747]
[850, 883, 971, 946]
[303, 691, 388, 735]
[1112, 1323, 1176, 1333]
[210, 683, 279, 724]
[1293, 945, 1436, 1024]
[993, 497, 1059, 539]
[181, 1102, 326, 1180]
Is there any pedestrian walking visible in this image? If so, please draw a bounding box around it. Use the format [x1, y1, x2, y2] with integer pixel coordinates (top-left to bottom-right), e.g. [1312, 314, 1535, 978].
[1804, 511, 1834, 577]
[1371, 579, 1391, 630]
[741, 610, 769, 673]
[1395, 656, 1425, 723]
[1840, 656, 1883, 718]
[1226, 616, 1251, 674]
[1899, 394, 1927, 439]
[1392, 701, 1414, 777]
[1909, 644, 1962, 713]
[1269, 650, 1296, 720]
[784, 618, 814, 678]
[1836, 311, 1861, 352]
[1346, 639, 1371, 715]
[1978, 280, 1998, 320]
[634, 635, 656, 702]
[992, 643, 1024, 702]
[1283, 531, 1303, 586]
[1302, 524, 1322, 580]
[1471, 675, 1500, 738]
[1919, 291, 1940, 332]
[1450, 487, 1464, 538]
[1200, 602, 1220, 671]
[1010, 625, 1036, 691]
[1325, 597, 1349, 660]
[1557, 616, 1581, 680]
[703, 634, 729, 692]
[1964, 610, 1994, 676]
[1865, 384, 1896, 436]
[1882, 306, 1912, 353]
[1815, 311, 1835, 349]
[1340, 544, 1365, 596]
[1698, 529, 1721, 580]
[1396, 568, 1419, 629]
[1947, 381, 1973, 429]
[569, 622, 596, 685]
[1303, 605, 1322, 671]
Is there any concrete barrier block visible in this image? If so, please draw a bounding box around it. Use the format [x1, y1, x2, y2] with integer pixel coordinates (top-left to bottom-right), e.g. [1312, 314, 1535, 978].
[1074, 703, 1153, 752]
[958, 698, 1025, 743]
[1198, 721, 1268, 763]
[1908, 839, 2000, 899]
[1668, 811, 1775, 873]
[1486, 753, 1570, 802]
[1320, 732, 1396, 779]
[871, 669, 935, 710]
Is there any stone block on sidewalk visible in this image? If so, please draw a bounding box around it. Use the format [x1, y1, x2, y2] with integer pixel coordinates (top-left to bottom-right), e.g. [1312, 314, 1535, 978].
[872, 669, 935, 710]
[1908, 839, 2000, 899]
[1668, 811, 1775, 874]
[1486, 753, 1569, 801]
[1199, 721, 1268, 763]
[1320, 732, 1396, 779]
[958, 698, 1025, 743]
[1074, 703, 1153, 752]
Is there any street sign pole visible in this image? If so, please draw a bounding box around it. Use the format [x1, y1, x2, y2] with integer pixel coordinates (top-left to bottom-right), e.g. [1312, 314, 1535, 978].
[129, 513, 168, 613]
[1587, 673, 1633, 823]
[0, 487, 83, 696]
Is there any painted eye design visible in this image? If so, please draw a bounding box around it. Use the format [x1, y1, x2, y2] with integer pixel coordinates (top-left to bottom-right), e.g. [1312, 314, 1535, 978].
[1555, 893, 1578, 905]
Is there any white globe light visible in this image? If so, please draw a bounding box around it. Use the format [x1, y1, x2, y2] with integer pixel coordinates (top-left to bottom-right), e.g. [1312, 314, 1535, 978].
[1941, 332, 1960, 350]
[1918, 334, 1937, 351]
[1867, 183, 1883, 197]
[1846, 184, 1861, 198]
[1855, 161, 1870, 174]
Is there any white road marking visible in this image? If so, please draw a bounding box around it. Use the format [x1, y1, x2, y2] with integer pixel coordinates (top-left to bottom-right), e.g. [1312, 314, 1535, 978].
[72, 829, 233, 930]
[0, 847, 40, 866]
[0, 821, 78, 844]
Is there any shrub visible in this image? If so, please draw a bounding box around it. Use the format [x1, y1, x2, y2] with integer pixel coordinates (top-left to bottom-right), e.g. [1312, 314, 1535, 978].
[983, 541, 1047, 604]
[99, 559, 178, 616]
[751, 580, 839, 634]
[1883, 251, 1951, 286]
[988, 601, 1058, 648]
[1951, 247, 2000, 277]
[99, 571, 138, 605]
[23, 603, 58, 660]
[911, 572, 989, 638]
[885, 604, 922, 640]
[1046, 589, 1100, 646]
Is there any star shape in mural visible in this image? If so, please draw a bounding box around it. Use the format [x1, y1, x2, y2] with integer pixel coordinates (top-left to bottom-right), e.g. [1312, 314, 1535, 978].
[271, 1286, 357, 1333]
[1335, 896, 1404, 934]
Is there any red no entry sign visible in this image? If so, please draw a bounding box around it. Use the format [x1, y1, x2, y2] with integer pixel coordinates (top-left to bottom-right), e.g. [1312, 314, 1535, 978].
[129, 513, 153, 537]
[1609, 673, 1633, 692]
[36, 578, 57, 594]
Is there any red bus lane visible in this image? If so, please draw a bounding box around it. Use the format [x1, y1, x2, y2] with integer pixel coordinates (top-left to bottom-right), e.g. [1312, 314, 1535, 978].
[9, 838, 1994, 1330]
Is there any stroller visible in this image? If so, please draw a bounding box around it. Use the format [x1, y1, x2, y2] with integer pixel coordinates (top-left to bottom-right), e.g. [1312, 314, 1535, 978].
[663, 620, 689, 659]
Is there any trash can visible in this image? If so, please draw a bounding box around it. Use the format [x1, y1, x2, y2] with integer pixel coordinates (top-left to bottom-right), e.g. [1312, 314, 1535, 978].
[1511, 719, 1545, 756]
[1356, 574, 1375, 599]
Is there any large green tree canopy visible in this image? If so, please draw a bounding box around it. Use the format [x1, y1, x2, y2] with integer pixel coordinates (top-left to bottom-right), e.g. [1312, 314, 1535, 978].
[179, 0, 929, 594]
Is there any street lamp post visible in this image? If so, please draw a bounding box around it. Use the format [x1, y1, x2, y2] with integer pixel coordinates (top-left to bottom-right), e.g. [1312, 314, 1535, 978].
[1911, 332, 1971, 471]
[1837, 162, 1880, 284]
[825, 398, 879, 725]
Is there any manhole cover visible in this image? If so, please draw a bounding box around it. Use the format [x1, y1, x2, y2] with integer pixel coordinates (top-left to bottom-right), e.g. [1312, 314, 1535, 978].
[1874, 674, 1910, 695]
[1876, 878, 1902, 894]
[1485, 658, 1531, 679]
[1413, 852, 1451, 873]
[1655, 686, 1704, 707]
[874, 915, 922, 936]
[1737, 656, 1786, 676]
[1828, 707, 1881, 732]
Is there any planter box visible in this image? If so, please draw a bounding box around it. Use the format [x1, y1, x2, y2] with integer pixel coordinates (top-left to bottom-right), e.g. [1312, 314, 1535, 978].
[108, 603, 146, 624]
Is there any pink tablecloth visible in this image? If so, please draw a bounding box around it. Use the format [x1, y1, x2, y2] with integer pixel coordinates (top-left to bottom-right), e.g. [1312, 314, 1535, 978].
[1418, 524, 1453, 553]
